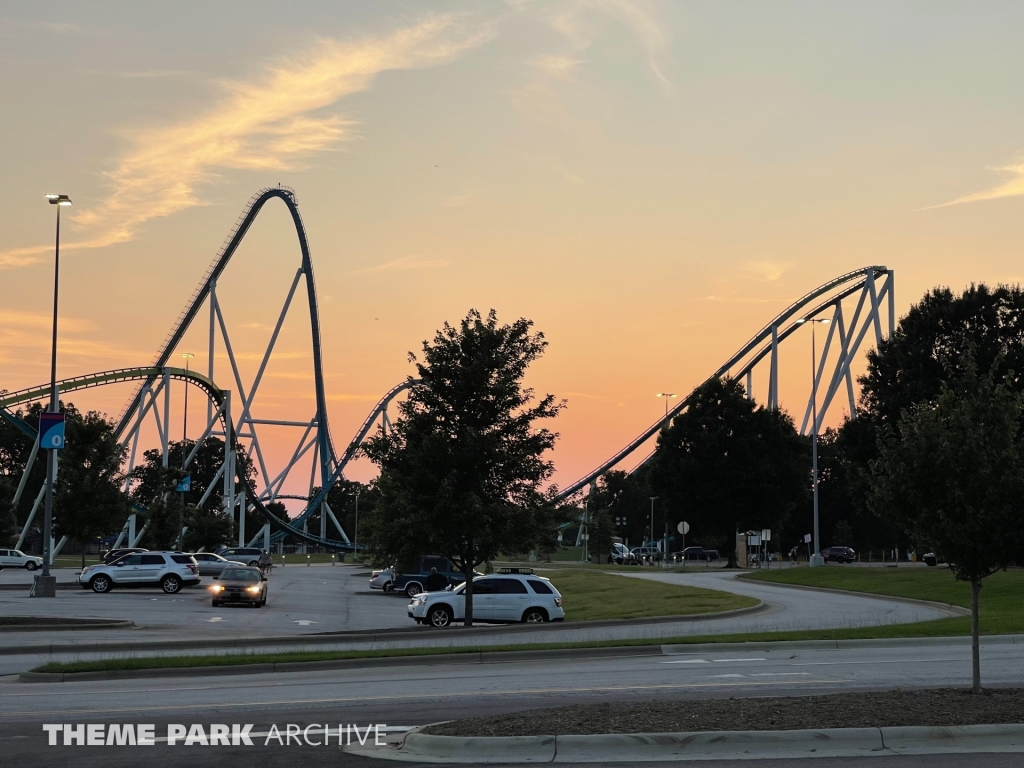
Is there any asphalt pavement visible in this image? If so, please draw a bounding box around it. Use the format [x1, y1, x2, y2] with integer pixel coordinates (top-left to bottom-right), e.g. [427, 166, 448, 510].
[2, 638, 1022, 766]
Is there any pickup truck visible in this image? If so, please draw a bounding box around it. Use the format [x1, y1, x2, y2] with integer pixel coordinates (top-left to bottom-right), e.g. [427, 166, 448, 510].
[392, 556, 480, 598]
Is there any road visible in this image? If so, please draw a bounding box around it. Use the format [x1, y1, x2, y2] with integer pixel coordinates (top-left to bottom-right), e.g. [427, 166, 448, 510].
[0, 565, 958, 676]
[2, 638, 1021, 766]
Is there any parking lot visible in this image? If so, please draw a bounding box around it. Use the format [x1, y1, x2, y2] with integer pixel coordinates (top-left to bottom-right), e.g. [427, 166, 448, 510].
[0, 563, 411, 640]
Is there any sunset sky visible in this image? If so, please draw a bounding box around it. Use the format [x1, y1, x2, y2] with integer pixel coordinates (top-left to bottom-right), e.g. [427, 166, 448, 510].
[2, 2, 1024, 501]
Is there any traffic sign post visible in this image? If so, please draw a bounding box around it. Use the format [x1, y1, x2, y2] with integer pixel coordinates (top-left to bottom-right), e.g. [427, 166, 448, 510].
[677, 521, 689, 569]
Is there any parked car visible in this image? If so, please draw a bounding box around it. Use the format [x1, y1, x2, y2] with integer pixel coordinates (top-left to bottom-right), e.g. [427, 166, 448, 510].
[216, 547, 271, 569]
[0, 548, 44, 570]
[369, 567, 395, 591]
[408, 568, 565, 627]
[671, 546, 719, 562]
[79, 552, 201, 593]
[922, 552, 938, 567]
[188, 552, 246, 576]
[102, 547, 148, 565]
[610, 543, 638, 565]
[630, 546, 661, 562]
[209, 566, 268, 607]
[392, 556, 482, 598]
[822, 546, 857, 564]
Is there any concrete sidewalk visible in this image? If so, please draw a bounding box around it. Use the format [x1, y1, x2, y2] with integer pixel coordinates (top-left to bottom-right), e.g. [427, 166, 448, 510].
[350, 723, 1024, 762]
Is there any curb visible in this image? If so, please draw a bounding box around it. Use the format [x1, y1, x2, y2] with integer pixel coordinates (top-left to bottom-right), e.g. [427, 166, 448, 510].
[734, 574, 971, 618]
[350, 723, 1024, 762]
[0, 602, 766, 657]
[0, 583, 79, 591]
[19, 633, 1024, 684]
[18, 643, 661, 683]
[0, 620, 134, 633]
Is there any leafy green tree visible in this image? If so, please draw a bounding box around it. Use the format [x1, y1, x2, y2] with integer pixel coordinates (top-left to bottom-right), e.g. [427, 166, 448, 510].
[650, 377, 810, 567]
[182, 505, 234, 552]
[1, 402, 51, 528]
[52, 407, 132, 566]
[143, 485, 186, 551]
[588, 510, 616, 563]
[870, 353, 1024, 693]
[0, 475, 15, 547]
[363, 309, 563, 625]
[588, 469, 653, 548]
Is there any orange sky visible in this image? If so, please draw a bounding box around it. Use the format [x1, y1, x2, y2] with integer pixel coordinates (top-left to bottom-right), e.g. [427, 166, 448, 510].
[2, 3, 1024, 505]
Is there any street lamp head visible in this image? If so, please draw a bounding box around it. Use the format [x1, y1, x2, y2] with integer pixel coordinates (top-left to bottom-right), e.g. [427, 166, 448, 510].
[797, 317, 829, 325]
[180, 352, 195, 359]
[656, 392, 677, 398]
[45, 194, 72, 206]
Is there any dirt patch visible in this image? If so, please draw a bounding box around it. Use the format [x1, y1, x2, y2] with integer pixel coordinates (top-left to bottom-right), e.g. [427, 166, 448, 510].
[425, 688, 1024, 736]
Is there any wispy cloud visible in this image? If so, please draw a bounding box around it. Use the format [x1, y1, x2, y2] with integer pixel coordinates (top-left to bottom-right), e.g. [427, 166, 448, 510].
[742, 260, 793, 282]
[358, 255, 452, 273]
[532, 53, 585, 80]
[927, 160, 1024, 209]
[1, 16, 491, 268]
[0, 309, 96, 333]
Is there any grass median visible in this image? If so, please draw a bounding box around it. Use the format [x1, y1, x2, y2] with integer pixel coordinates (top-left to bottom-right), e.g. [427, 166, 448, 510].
[742, 566, 1024, 636]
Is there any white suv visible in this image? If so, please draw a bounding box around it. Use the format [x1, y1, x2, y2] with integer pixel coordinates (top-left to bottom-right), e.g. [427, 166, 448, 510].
[79, 552, 201, 594]
[408, 569, 564, 628]
[0, 549, 44, 570]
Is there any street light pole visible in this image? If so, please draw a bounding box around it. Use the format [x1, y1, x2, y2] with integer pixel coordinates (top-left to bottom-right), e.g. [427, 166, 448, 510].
[353, 491, 360, 560]
[35, 194, 71, 596]
[649, 496, 657, 546]
[797, 317, 829, 568]
[656, 393, 677, 421]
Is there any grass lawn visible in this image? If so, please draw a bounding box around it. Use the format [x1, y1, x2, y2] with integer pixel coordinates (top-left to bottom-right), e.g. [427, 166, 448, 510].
[536, 569, 757, 621]
[743, 566, 1024, 636]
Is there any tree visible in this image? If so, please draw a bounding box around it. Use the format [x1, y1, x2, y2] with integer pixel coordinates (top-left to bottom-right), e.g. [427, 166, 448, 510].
[588, 469, 654, 549]
[870, 353, 1024, 694]
[650, 377, 810, 567]
[182, 505, 234, 552]
[52, 407, 132, 566]
[0, 475, 15, 547]
[588, 510, 616, 563]
[363, 309, 564, 625]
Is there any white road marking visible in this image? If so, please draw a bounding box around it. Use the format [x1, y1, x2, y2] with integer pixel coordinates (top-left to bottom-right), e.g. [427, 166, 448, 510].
[294, 620, 319, 626]
[712, 658, 767, 662]
[662, 659, 710, 664]
[206, 617, 223, 623]
[790, 658, 962, 667]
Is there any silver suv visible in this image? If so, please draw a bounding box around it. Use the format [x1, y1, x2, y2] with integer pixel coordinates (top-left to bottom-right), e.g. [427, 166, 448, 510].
[79, 552, 201, 594]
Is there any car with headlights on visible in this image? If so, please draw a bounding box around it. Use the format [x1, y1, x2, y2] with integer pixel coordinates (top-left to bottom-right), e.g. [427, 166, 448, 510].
[408, 568, 564, 628]
[209, 566, 268, 607]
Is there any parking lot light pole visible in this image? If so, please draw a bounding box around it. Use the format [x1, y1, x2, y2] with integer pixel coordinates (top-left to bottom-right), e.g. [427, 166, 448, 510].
[35, 194, 71, 596]
[648, 497, 657, 547]
[353, 491, 360, 560]
[796, 317, 829, 568]
[656, 392, 676, 422]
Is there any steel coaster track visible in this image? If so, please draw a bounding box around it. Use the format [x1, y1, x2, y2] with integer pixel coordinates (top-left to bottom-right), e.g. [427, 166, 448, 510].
[554, 266, 892, 500]
[1, 366, 360, 550]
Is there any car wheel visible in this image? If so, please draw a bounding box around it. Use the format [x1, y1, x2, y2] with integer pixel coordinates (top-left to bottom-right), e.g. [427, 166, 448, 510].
[212, 599, 220, 607]
[405, 583, 422, 598]
[26, 561, 39, 571]
[427, 605, 453, 628]
[90, 574, 112, 593]
[383, 582, 393, 593]
[248, 560, 259, 567]
[161, 575, 182, 594]
[522, 608, 548, 624]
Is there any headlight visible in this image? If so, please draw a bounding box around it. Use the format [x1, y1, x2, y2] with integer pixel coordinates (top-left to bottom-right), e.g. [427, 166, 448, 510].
[210, 585, 224, 592]
[247, 586, 261, 593]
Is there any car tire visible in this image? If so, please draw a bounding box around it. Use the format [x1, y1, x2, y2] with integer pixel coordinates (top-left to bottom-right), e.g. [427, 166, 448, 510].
[522, 608, 548, 624]
[26, 561, 39, 571]
[427, 605, 453, 628]
[248, 560, 259, 567]
[90, 574, 112, 593]
[383, 582, 393, 593]
[405, 582, 423, 598]
[161, 575, 182, 594]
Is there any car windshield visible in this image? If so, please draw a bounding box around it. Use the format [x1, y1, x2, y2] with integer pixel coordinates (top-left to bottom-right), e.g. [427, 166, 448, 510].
[221, 569, 260, 582]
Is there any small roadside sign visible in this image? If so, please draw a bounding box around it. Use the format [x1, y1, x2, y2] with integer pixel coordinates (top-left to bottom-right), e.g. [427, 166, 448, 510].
[677, 521, 689, 535]
[176, 474, 191, 493]
[39, 412, 65, 450]
[803, 533, 812, 544]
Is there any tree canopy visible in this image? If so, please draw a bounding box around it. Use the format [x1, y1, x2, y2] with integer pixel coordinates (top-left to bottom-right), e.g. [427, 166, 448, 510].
[650, 377, 810, 566]
[362, 309, 563, 625]
[870, 351, 1024, 692]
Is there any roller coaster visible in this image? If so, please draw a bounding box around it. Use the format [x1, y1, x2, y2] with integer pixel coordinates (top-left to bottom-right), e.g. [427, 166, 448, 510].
[1, 186, 895, 555]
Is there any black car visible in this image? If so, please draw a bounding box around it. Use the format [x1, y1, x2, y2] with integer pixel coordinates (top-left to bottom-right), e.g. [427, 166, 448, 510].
[210, 566, 268, 607]
[822, 546, 856, 564]
[101, 547, 148, 565]
[673, 546, 718, 562]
